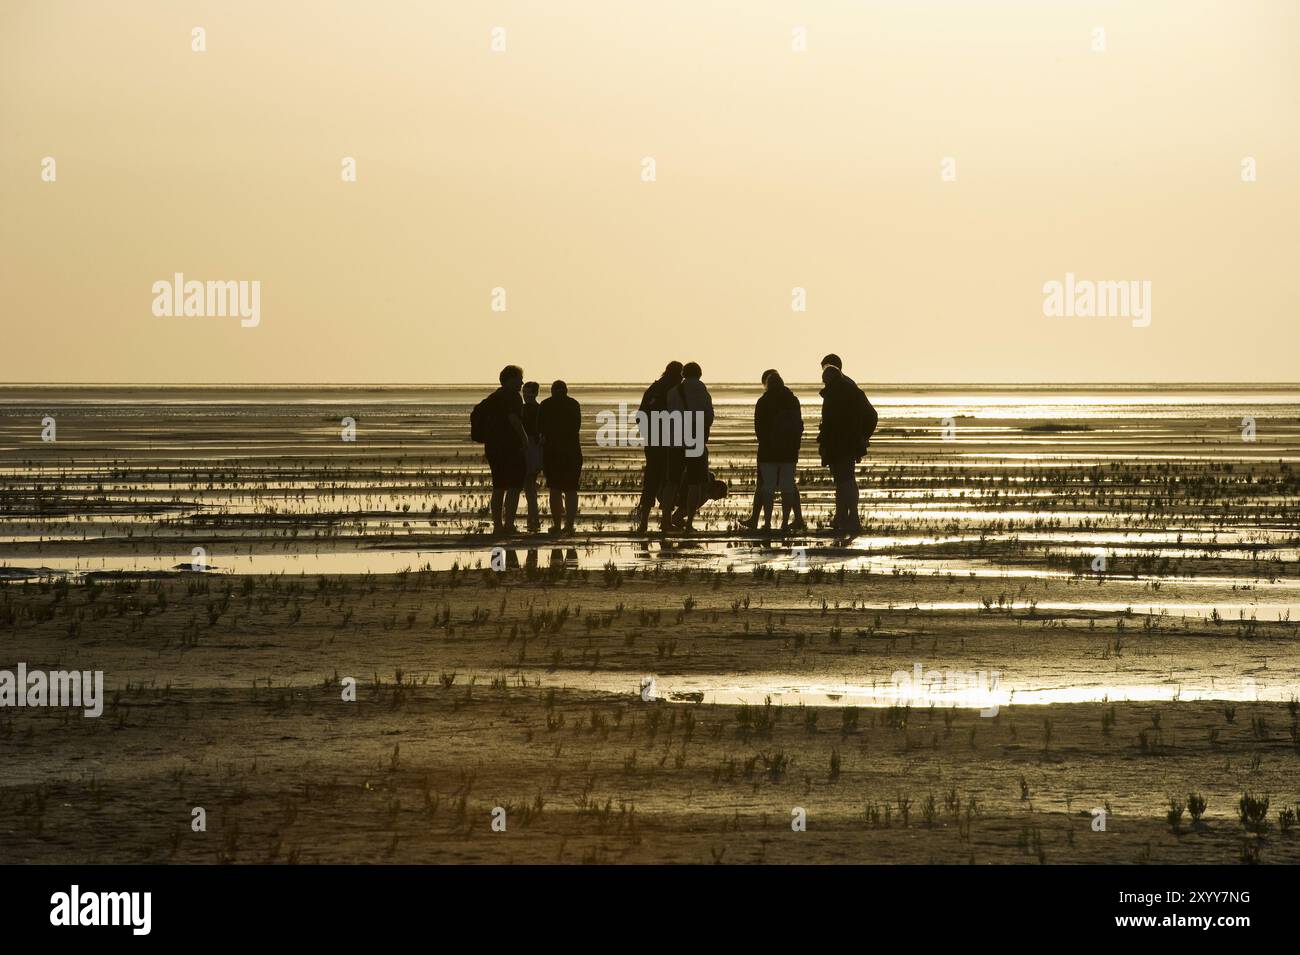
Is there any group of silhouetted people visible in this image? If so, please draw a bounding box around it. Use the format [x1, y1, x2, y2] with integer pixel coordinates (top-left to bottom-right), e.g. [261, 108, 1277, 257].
[472, 367, 583, 535]
[473, 355, 876, 537]
[633, 361, 724, 533]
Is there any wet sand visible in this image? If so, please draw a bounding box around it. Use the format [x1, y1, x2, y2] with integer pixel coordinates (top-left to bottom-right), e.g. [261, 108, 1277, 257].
[1, 384, 1298, 863]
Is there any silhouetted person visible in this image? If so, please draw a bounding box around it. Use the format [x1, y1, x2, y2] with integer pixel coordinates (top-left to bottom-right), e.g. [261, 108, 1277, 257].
[667, 361, 714, 531]
[740, 368, 778, 530]
[817, 354, 875, 535]
[538, 379, 583, 533]
[521, 380, 543, 532]
[476, 364, 528, 535]
[751, 370, 805, 531]
[635, 361, 683, 533]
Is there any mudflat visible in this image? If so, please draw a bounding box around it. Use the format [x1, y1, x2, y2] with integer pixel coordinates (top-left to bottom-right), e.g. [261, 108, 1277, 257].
[1, 384, 1298, 863]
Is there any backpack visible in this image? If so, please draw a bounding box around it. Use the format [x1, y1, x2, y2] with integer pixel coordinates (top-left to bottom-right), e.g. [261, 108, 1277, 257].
[470, 393, 495, 443]
[859, 392, 879, 451]
[642, 379, 670, 416]
[772, 402, 803, 449]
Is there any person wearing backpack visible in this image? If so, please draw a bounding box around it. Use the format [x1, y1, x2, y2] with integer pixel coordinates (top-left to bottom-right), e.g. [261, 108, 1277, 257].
[750, 370, 806, 532]
[816, 354, 874, 536]
[634, 361, 683, 534]
[471, 364, 529, 535]
[537, 379, 583, 533]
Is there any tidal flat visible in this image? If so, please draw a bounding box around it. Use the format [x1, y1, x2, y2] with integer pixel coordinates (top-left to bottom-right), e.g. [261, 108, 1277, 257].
[1, 383, 1298, 863]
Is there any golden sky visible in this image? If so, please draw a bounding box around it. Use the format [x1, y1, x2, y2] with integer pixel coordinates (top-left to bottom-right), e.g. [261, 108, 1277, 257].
[2, 1, 1297, 384]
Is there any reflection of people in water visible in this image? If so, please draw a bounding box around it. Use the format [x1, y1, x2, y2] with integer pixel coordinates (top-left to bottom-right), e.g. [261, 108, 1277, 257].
[537, 380, 583, 534]
[517, 548, 581, 572]
[549, 547, 579, 568]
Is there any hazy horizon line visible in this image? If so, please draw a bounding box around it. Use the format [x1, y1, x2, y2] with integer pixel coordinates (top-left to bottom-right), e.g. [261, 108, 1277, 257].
[3, 381, 1299, 390]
